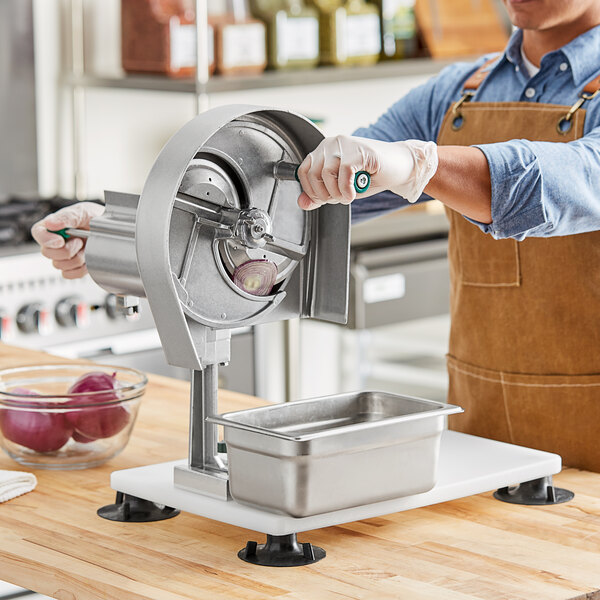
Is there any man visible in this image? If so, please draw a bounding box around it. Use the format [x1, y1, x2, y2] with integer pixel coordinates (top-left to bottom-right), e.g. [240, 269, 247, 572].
[33, 1, 600, 469]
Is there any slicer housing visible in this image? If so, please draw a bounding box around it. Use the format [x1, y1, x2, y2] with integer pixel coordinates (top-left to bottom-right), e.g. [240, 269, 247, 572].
[84, 105, 350, 499]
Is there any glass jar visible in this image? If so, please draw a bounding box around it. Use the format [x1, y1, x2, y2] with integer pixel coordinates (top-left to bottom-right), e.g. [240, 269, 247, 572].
[341, 0, 381, 66]
[250, 0, 320, 69]
[212, 0, 268, 75]
[121, 0, 216, 78]
[379, 0, 418, 60]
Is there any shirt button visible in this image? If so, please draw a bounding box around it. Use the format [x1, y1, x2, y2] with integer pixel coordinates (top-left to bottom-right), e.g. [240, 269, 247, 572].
[515, 66, 520, 72]
[560, 62, 568, 71]
[525, 87, 536, 98]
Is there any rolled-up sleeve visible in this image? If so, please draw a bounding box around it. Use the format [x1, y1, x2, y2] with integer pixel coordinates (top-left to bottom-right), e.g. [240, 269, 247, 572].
[349, 59, 492, 225]
[473, 126, 600, 240]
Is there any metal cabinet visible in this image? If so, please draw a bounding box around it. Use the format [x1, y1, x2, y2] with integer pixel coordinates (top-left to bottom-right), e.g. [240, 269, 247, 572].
[349, 225, 450, 329]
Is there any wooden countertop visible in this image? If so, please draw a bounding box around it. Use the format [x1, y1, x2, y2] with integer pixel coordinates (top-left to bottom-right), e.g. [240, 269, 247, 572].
[1, 344, 600, 600]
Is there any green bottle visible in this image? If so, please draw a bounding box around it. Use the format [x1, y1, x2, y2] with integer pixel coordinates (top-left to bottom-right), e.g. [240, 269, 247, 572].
[379, 0, 417, 59]
[250, 0, 320, 69]
[310, 0, 380, 65]
[310, 0, 345, 65]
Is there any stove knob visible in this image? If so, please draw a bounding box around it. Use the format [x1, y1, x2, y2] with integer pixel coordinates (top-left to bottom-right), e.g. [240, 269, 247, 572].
[0, 311, 14, 342]
[104, 294, 123, 320]
[55, 297, 90, 329]
[16, 303, 53, 335]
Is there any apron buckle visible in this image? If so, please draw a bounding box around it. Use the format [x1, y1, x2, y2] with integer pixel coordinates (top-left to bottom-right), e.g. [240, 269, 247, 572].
[557, 89, 600, 134]
[451, 91, 475, 131]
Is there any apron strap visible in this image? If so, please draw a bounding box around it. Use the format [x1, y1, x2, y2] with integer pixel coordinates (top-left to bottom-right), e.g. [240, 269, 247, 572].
[462, 56, 502, 92]
[558, 73, 600, 135]
[450, 57, 500, 130]
[450, 55, 600, 135]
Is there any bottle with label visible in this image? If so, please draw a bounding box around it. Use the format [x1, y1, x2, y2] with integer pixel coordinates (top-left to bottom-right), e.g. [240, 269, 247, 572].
[211, 0, 268, 75]
[250, 0, 320, 69]
[121, 0, 215, 78]
[341, 0, 381, 66]
[379, 0, 417, 59]
[310, 0, 345, 65]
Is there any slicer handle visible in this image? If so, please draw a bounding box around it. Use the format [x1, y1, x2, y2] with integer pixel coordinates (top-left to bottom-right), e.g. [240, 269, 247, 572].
[47, 228, 71, 240]
[46, 228, 91, 240]
[274, 161, 371, 194]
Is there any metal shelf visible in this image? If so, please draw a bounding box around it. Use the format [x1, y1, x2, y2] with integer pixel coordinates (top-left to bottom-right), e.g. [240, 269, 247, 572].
[65, 58, 456, 94]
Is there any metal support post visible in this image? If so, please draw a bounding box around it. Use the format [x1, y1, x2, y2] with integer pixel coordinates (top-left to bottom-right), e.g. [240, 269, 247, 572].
[189, 365, 222, 471]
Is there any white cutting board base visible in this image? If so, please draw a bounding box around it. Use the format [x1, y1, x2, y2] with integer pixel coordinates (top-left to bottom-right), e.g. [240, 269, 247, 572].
[110, 431, 562, 536]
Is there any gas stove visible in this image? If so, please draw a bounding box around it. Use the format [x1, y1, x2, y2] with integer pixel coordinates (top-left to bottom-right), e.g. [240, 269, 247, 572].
[0, 243, 155, 352]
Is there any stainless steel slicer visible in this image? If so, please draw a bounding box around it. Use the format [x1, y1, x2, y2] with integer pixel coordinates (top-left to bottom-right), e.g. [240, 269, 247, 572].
[78, 105, 569, 567]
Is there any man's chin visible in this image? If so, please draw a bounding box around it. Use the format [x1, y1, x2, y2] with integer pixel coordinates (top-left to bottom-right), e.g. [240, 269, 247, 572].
[510, 16, 543, 30]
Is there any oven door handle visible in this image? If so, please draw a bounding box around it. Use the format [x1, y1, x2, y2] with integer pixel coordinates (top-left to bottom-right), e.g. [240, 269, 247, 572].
[44, 329, 162, 359]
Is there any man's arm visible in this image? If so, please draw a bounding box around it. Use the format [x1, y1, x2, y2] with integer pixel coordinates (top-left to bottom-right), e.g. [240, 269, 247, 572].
[426, 146, 492, 224]
[349, 61, 485, 224]
[468, 128, 600, 239]
[300, 122, 600, 240]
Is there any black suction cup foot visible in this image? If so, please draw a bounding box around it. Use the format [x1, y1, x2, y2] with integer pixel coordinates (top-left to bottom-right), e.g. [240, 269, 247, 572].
[494, 476, 574, 505]
[238, 534, 325, 567]
[97, 492, 180, 522]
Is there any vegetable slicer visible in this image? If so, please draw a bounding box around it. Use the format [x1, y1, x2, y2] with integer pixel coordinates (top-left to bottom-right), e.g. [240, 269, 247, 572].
[80, 105, 570, 567]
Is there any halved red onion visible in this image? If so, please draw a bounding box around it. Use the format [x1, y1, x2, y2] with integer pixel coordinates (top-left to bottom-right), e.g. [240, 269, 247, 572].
[0, 387, 73, 453]
[66, 371, 129, 440]
[233, 260, 277, 296]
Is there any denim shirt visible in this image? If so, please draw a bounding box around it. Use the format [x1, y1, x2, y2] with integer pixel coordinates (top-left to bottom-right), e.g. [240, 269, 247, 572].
[351, 26, 600, 240]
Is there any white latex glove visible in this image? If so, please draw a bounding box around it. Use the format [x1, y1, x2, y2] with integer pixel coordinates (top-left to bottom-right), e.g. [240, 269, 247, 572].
[30, 202, 104, 279]
[296, 135, 439, 210]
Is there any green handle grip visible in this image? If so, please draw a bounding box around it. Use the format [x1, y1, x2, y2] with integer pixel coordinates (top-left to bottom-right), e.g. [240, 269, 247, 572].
[47, 228, 71, 240]
[352, 171, 371, 193]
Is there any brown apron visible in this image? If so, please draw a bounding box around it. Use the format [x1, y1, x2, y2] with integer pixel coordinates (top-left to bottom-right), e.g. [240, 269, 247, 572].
[439, 60, 600, 471]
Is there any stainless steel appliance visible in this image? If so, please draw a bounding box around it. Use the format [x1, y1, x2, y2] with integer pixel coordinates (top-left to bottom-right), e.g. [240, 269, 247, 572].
[61, 104, 564, 567]
[349, 213, 450, 329]
[0, 0, 38, 200]
[340, 210, 451, 400]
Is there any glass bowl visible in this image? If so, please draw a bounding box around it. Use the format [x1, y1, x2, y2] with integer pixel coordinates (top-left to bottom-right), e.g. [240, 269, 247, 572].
[0, 364, 147, 470]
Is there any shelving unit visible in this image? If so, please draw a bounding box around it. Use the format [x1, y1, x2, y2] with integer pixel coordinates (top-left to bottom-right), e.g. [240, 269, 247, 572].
[65, 57, 455, 95]
[65, 0, 463, 197]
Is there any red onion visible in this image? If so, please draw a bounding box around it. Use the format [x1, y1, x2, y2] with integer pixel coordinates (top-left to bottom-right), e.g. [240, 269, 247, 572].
[71, 430, 96, 444]
[66, 372, 130, 440]
[233, 260, 277, 296]
[0, 387, 73, 453]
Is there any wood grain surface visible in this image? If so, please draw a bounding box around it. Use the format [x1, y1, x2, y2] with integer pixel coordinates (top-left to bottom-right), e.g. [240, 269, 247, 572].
[0, 344, 599, 600]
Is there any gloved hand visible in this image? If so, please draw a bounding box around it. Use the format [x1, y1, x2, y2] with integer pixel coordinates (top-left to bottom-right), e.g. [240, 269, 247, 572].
[296, 135, 439, 210]
[30, 202, 104, 279]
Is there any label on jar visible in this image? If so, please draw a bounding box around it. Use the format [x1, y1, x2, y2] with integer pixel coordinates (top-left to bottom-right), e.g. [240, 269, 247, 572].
[276, 13, 319, 63]
[170, 22, 215, 70]
[364, 273, 406, 304]
[345, 14, 381, 58]
[221, 22, 266, 68]
[170, 21, 196, 69]
[382, 0, 416, 45]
